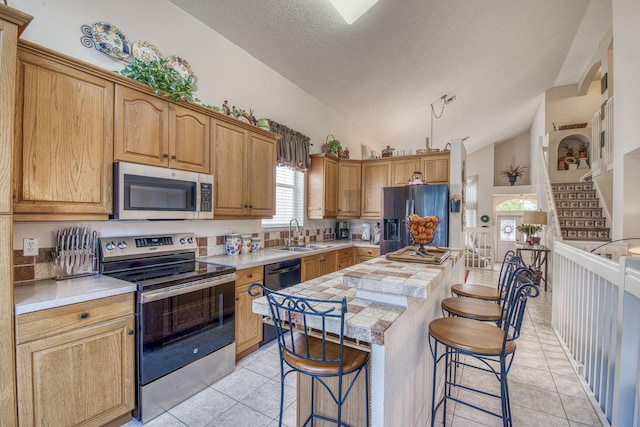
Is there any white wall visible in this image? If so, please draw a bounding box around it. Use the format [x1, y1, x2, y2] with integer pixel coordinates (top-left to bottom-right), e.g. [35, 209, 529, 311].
[12, 0, 381, 157]
[545, 82, 602, 135]
[466, 144, 495, 224]
[493, 132, 532, 187]
[612, 0, 640, 239]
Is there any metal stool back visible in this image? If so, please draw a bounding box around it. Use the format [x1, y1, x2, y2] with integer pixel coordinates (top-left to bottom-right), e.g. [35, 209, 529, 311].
[429, 267, 539, 426]
[249, 283, 370, 427]
[451, 250, 519, 300]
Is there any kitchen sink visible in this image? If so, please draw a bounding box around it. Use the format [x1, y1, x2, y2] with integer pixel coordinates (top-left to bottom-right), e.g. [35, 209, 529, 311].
[304, 244, 330, 249]
[274, 246, 315, 252]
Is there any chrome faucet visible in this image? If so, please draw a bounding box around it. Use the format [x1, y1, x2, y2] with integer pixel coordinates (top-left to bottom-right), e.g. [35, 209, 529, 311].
[288, 218, 301, 247]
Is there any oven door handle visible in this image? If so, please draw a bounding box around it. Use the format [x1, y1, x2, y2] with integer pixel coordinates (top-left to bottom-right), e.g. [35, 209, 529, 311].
[267, 264, 301, 275]
[140, 272, 237, 304]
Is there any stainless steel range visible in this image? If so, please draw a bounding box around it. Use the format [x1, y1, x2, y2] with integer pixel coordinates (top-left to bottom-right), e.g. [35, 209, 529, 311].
[99, 233, 237, 423]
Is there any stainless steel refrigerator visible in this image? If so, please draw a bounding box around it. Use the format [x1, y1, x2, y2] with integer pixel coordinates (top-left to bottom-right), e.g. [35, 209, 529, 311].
[380, 184, 449, 254]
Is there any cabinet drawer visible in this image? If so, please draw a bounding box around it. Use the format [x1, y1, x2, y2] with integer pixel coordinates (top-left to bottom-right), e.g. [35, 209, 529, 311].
[16, 293, 134, 344]
[356, 247, 380, 257]
[236, 266, 264, 285]
[336, 248, 353, 258]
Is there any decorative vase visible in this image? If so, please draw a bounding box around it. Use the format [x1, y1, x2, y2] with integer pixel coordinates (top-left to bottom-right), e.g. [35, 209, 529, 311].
[240, 235, 252, 254]
[508, 175, 516, 186]
[225, 234, 241, 255]
[250, 237, 261, 253]
[450, 199, 461, 212]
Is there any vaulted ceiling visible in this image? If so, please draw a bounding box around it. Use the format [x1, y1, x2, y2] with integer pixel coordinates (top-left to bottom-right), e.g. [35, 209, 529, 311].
[169, 0, 611, 153]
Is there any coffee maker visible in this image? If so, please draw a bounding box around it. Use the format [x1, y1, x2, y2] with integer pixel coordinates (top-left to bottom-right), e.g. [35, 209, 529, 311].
[336, 221, 350, 239]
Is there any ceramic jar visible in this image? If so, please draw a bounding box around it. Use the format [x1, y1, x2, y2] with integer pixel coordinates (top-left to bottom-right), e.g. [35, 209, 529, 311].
[251, 237, 261, 253]
[240, 235, 252, 254]
[225, 234, 241, 255]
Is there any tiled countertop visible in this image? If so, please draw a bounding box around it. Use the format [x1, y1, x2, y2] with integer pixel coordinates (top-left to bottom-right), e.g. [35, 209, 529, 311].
[252, 270, 405, 346]
[14, 275, 136, 315]
[252, 249, 462, 345]
[342, 250, 461, 298]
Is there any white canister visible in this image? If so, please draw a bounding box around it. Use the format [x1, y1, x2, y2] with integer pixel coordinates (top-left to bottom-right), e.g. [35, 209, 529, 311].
[362, 223, 371, 241]
[225, 234, 241, 256]
[240, 235, 252, 254]
[250, 237, 261, 253]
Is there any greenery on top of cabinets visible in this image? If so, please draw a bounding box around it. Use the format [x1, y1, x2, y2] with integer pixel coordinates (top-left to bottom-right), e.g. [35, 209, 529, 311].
[120, 58, 198, 103]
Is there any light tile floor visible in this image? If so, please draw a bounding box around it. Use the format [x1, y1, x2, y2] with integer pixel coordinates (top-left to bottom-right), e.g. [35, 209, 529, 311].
[123, 268, 607, 427]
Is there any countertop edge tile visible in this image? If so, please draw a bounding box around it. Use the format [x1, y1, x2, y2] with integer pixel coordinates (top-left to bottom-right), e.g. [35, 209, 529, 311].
[15, 275, 137, 315]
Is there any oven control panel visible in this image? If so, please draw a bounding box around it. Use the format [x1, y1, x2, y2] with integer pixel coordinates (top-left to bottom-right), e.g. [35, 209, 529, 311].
[100, 233, 198, 259]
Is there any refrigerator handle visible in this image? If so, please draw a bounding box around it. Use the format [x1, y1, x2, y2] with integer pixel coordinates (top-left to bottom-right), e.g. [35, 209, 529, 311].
[405, 199, 414, 218]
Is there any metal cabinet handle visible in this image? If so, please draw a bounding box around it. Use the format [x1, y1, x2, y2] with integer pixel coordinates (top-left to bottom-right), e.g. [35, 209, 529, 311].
[248, 274, 253, 278]
[171, 155, 176, 159]
[80, 312, 88, 319]
[162, 153, 169, 158]
[128, 330, 134, 336]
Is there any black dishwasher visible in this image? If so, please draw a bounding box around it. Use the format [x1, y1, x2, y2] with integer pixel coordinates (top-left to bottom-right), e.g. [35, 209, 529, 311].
[260, 258, 301, 346]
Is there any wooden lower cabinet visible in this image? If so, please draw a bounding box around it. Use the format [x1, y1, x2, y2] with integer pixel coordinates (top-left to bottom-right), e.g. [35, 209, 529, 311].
[15, 294, 135, 427]
[337, 247, 355, 270]
[301, 251, 338, 282]
[235, 266, 264, 360]
[356, 247, 380, 264]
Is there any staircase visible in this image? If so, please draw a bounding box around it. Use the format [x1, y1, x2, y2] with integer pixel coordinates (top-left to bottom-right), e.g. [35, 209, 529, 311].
[552, 182, 610, 241]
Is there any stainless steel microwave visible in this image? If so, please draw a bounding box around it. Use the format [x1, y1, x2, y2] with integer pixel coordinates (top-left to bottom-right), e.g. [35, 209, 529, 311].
[112, 161, 214, 220]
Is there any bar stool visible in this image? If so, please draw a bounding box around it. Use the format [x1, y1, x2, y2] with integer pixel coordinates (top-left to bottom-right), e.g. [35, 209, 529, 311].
[441, 255, 524, 323]
[249, 283, 370, 427]
[450, 251, 517, 301]
[429, 268, 538, 426]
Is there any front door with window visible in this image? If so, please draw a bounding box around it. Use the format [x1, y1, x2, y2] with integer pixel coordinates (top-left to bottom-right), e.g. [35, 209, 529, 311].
[496, 215, 523, 261]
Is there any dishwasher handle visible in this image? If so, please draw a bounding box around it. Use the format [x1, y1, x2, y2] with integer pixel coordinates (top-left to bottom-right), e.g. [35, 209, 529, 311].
[267, 264, 301, 275]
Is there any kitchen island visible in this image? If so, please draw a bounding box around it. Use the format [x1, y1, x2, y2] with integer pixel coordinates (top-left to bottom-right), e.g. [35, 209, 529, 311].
[252, 250, 463, 427]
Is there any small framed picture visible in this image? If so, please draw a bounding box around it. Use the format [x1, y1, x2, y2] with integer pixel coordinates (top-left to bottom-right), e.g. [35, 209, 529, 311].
[601, 73, 608, 94]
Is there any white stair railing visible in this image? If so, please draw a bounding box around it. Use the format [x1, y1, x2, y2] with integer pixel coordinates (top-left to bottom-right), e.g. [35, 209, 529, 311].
[462, 227, 493, 270]
[553, 241, 640, 425]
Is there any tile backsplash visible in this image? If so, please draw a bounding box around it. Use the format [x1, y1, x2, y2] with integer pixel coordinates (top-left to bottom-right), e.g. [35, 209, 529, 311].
[13, 226, 338, 284]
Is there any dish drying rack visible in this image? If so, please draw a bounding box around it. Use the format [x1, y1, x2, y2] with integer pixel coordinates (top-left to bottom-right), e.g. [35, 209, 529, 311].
[53, 227, 98, 280]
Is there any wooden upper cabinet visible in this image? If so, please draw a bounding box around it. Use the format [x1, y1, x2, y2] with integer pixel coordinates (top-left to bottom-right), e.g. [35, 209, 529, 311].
[211, 119, 275, 218]
[114, 85, 169, 168]
[248, 133, 276, 217]
[115, 85, 210, 173]
[212, 120, 248, 216]
[361, 160, 390, 218]
[13, 47, 113, 219]
[391, 157, 420, 186]
[307, 154, 339, 219]
[421, 152, 450, 184]
[338, 160, 361, 218]
[169, 104, 210, 173]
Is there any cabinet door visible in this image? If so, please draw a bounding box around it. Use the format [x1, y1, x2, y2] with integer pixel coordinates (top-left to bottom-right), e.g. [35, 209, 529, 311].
[307, 155, 339, 219]
[391, 158, 420, 186]
[14, 50, 114, 217]
[16, 316, 135, 427]
[337, 248, 355, 270]
[114, 85, 169, 167]
[169, 105, 210, 173]
[235, 280, 264, 358]
[323, 158, 339, 217]
[421, 156, 449, 183]
[248, 133, 276, 217]
[338, 161, 361, 218]
[361, 161, 390, 218]
[212, 120, 248, 216]
[321, 250, 339, 275]
[301, 254, 322, 282]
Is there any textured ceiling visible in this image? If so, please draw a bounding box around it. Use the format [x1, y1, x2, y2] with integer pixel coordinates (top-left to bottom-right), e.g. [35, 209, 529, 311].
[168, 0, 611, 153]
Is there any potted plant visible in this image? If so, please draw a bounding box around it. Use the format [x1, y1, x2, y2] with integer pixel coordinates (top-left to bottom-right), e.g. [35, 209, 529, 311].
[517, 224, 542, 245]
[500, 159, 528, 186]
[578, 141, 589, 158]
[324, 135, 342, 157]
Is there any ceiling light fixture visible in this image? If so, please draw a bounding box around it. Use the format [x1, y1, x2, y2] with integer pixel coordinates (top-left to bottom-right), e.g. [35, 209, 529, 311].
[328, 0, 378, 24]
[427, 93, 456, 150]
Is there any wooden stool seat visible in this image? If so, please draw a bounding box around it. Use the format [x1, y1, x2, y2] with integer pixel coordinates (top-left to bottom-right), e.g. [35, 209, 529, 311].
[429, 317, 515, 355]
[441, 297, 501, 321]
[450, 283, 500, 301]
[284, 334, 370, 376]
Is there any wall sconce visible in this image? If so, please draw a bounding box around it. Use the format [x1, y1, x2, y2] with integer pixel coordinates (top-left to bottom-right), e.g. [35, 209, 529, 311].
[450, 195, 461, 212]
